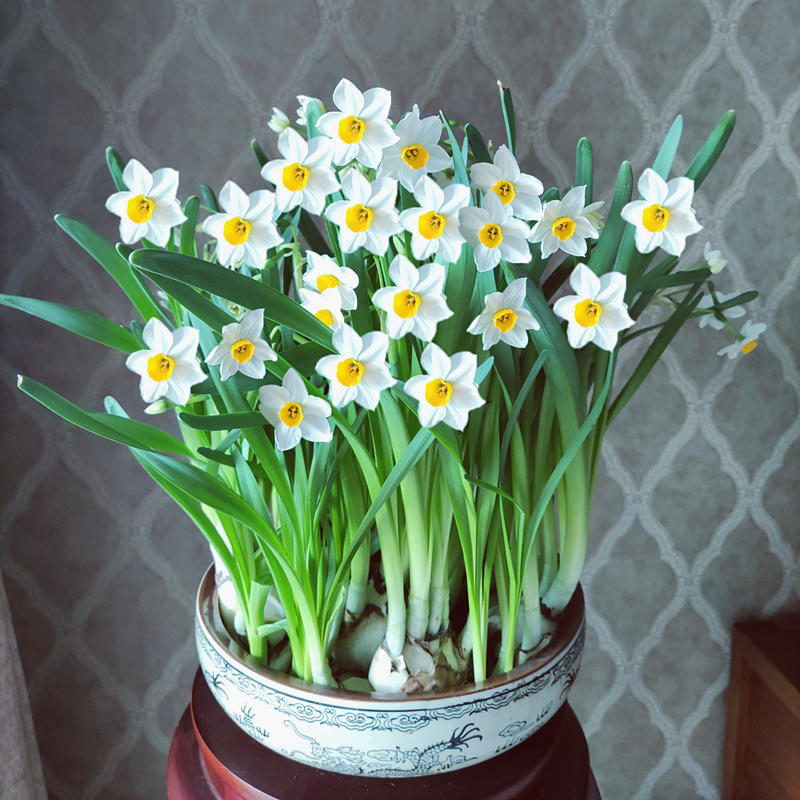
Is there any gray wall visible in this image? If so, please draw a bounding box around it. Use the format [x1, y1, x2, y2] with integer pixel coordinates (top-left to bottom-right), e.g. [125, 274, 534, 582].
[1, 1, 799, 798]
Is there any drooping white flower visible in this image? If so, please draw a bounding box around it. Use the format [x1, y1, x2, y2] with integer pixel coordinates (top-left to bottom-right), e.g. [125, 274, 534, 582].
[325, 171, 401, 256]
[467, 277, 539, 349]
[125, 318, 205, 405]
[398, 177, 469, 263]
[315, 324, 395, 410]
[553, 263, 634, 351]
[621, 168, 702, 256]
[202, 181, 283, 268]
[704, 241, 727, 274]
[105, 159, 187, 247]
[302, 252, 360, 310]
[378, 109, 452, 191]
[528, 186, 600, 259]
[372, 255, 453, 341]
[458, 193, 532, 272]
[296, 95, 325, 127]
[298, 287, 344, 329]
[717, 320, 766, 359]
[316, 79, 399, 169]
[469, 145, 544, 221]
[697, 292, 746, 330]
[258, 368, 333, 451]
[268, 107, 291, 133]
[205, 309, 277, 381]
[404, 343, 485, 430]
[582, 201, 605, 233]
[261, 128, 340, 215]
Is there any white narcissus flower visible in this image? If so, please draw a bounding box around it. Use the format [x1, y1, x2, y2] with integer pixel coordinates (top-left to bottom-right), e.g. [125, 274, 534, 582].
[205, 309, 278, 381]
[105, 159, 187, 247]
[553, 263, 634, 351]
[315, 324, 395, 410]
[268, 107, 291, 133]
[717, 320, 766, 359]
[325, 171, 401, 256]
[125, 318, 205, 405]
[458, 192, 532, 272]
[372, 255, 453, 341]
[298, 287, 344, 329]
[316, 79, 399, 169]
[467, 277, 540, 349]
[404, 343, 486, 430]
[302, 251, 360, 310]
[704, 241, 727, 274]
[697, 292, 746, 330]
[469, 145, 544, 221]
[202, 181, 283, 268]
[621, 168, 702, 256]
[528, 186, 600, 258]
[398, 177, 469, 263]
[296, 95, 325, 127]
[378, 109, 452, 191]
[261, 128, 340, 215]
[258, 368, 333, 451]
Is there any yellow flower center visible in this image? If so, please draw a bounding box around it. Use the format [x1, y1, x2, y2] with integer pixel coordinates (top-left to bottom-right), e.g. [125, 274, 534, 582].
[279, 402, 304, 427]
[642, 204, 670, 233]
[479, 223, 503, 249]
[418, 211, 446, 240]
[339, 115, 366, 144]
[493, 308, 517, 332]
[336, 358, 365, 387]
[282, 163, 310, 191]
[345, 204, 373, 232]
[316, 274, 339, 291]
[401, 143, 429, 170]
[146, 353, 175, 382]
[315, 309, 334, 326]
[492, 180, 516, 205]
[425, 378, 453, 407]
[742, 340, 757, 354]
[574, 299, 603, 328]
[223, 217, 251, 245]
[551, 217, 575, 241]
[392, 289, 421, 318]
[230, 339, 255, 364]
[127, 195, 154, 223]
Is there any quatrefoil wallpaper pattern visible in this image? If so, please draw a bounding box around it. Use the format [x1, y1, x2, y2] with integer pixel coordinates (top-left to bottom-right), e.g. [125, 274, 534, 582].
[1, 0, 799, 798]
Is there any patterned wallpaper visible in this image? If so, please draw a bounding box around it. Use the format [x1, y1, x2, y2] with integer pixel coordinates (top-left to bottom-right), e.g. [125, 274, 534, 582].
[1, 0, 799, 798]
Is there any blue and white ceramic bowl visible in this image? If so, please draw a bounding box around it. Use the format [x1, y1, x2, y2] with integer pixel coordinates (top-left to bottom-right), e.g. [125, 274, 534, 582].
[195, 566, 585, 777]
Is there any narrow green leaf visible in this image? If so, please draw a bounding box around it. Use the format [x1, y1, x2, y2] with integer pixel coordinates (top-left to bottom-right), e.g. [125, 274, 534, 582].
[587, 161, 633, 277]
[636, 267, 711, 292]
[499, 349, 548, 469]
[180, 196, 200, 258]
[0, 294, 140, 353]
[465, 475, 525, 515]
[18, 376, 193, 456]
[440, 114, 470, 187]
[652, 115, 683, 179]
[685, 110, 735, 189]
[298, 210, 333, 256]
[716, 290, 757, 311]
[575, 138, 593, 203]
[465, 123, 492, 164]
[106, 147, 127, 191]
[500, 86, 516, 155]
[305, 101, 324, 139]
[199, 184, 220, 213]
[179, 410, 265, 431]
[251, 139, 269, 168]
[55, 215, 164, 322]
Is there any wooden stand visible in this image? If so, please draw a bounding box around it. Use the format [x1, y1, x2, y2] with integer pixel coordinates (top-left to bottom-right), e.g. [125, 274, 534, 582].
[168, 669, 602, 799]
[722, 616, 800, 800]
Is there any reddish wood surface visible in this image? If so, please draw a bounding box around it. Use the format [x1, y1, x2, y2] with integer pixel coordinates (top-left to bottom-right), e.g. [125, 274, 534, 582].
[722, 616, 800, 800]
[168, 669, 602, 799]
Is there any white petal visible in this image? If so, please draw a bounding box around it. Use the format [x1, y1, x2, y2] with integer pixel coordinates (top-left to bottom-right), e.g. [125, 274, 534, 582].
[142, 318, 173, 353]
[275, 424, 302, 451]
[333, 78, 364, 115]
[123, 159, 153, 195]
[169, 326, 200, 359]
[638, 168, 668, 204]
[149, 168, 180, 201]
[219, 181, 249, 216]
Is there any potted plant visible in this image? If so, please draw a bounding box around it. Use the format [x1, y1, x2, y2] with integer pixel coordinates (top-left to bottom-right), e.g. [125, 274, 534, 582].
[2, 79, 760, 778]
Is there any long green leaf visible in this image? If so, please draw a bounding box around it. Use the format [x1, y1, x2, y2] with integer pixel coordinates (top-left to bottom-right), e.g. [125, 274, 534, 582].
[587, 161, 633, 276]
[0, 294, 139, 353]
[55, 215, 164, 322]
[465, 123, 492, 164]
[685, 110, 735, 189]
[179, 410, 265, 431]
[440, 114, 470, 187]
[652, 116, 683, 179]
[500, 86, 516, 155]
[575, 138, 593, 203]
[251, 139, 268, 168]
[180, 196, 200, 258]
[129, 249, 333, 350]
[105, 147, 127, 191]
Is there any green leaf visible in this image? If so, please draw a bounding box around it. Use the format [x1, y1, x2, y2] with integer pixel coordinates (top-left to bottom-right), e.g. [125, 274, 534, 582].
[18, 376, 193, 456]
[575, 138, 593, 203]
[465, 123, 492, 164]
[55, 215, 164, 322]
[440, 114, 470, 187]
[465, 475, 525, 515]
[636, 267, 711, 292]
[180, 196, 200, 258]
[298, 210, 333, 256]
[106, 147, 127, 191]
[251, 139, 269, 168]
[685, 110, 735, 189]
[199, 184, 220, 213]
[588, 161, 633, 276]
[179, 409, 265, 431]
[652, 115, 683, 179]
[716, 290, 758, 311]
[305, 101, 324, 139]
[129, 249, 334, 349]
[0, 294, 140, 353]
[500, 86, 516, 155]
